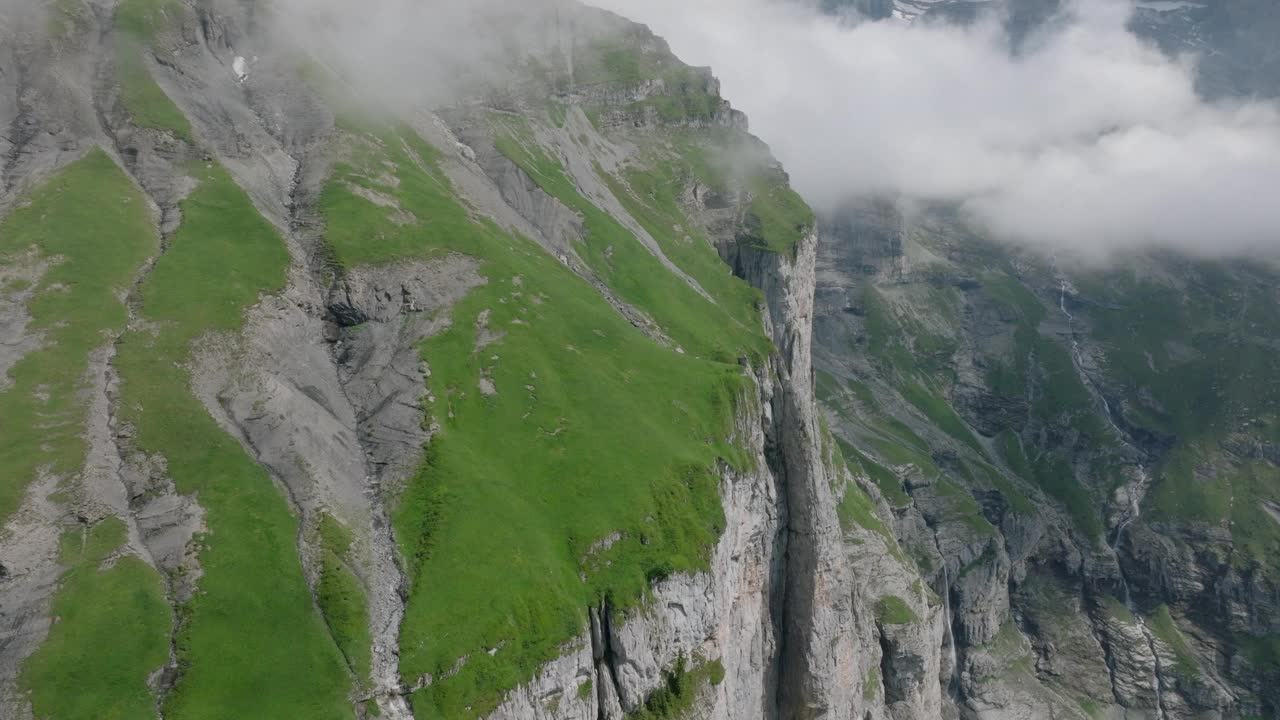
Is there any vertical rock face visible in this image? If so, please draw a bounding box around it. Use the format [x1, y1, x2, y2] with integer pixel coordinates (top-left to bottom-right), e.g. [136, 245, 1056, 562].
[747, 235, 861, 720]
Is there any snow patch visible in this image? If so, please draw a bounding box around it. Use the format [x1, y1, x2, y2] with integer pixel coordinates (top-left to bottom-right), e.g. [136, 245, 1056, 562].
[233, 56, 251, 83]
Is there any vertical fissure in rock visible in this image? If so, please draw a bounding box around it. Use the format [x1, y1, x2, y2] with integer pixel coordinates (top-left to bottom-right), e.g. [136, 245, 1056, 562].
[939, 561, 961, 703]
[876, 627, 900, 705]
[591, 599, 626, 719]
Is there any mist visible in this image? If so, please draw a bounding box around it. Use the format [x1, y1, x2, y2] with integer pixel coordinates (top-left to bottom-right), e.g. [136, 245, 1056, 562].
[589, 0, 1280, 258]
[264, 0, 574, 110]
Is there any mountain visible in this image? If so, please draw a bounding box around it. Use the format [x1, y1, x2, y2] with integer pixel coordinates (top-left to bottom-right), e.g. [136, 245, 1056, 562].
[800, 2, 1280, 718]
[0, 1, 1276, 720]
[814, 201, 1280, 719]
[0, 1, 896, 718]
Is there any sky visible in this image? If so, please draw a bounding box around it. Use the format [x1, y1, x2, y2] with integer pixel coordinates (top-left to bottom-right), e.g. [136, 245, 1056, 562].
[589, 0, 1280, 258]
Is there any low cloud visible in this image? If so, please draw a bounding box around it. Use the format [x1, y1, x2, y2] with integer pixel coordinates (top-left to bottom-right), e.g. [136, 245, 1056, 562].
[265, 0, 570, 109]
[591, 0, 1280, 257]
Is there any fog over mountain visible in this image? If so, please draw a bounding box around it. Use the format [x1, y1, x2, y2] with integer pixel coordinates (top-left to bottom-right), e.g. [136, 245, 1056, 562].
[594, 0, 1280, 259]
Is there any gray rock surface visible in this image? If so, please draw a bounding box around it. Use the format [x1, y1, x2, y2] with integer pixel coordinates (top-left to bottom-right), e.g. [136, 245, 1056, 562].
[0, 248, 50, 392]
[0, 473, 62, 720]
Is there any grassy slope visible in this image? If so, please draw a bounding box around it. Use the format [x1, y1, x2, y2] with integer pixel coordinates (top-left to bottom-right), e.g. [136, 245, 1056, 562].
[822, 261, 1111, 541]
[0, 152, 169, 717]
[320, 125, 765, 718]
[978, 271, 1107, 540]
[317, 513, 372, 685]
[571, 37, 812, 257]
[876, 595, 919, 625]
[853, 286, 1018, 535]
[115, 161, 354, 719]
[21, 519, 170, 720]
[981, 259, 1280, 559]
[114, 0, 194, 141]
[606, 150, 766, 353]
[745, 174, 814, 255]
[670, 132, 812, 257]
[853, 245, 1279, 555]
[491, 118, 767, 364]
[1081, 264, 1280, 567]
[0, 150, 155, 524]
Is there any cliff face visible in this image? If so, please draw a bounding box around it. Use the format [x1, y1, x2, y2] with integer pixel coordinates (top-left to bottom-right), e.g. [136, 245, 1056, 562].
[0, 2, 933, 719]
[812, 199, 1280, 720]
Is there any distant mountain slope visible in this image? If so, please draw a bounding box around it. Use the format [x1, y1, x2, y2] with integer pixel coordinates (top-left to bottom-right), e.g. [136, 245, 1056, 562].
[813, 199, 1280, 718]
[822, 0, 1280, 98]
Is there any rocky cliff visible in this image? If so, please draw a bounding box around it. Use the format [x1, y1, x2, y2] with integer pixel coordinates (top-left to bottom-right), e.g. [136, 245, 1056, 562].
[813, 199, 1280, 720]
[0, 1, 936, 719]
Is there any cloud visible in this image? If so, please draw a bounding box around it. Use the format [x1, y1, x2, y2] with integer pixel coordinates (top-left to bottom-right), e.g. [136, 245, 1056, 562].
[264, 0, 571, 109]
[589, 0, 1280, 257]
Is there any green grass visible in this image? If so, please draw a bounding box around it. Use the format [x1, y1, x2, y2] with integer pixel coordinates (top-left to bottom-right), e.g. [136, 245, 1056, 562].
[1101, 595, 1135, 624]
[976, 271, 1111, 538]
[492, 118, 768, 364]
[0, 150, 157, 526]
[316, 514, 372, 683]
[114, 0, 184, 38]
[1078, 262, 1280, 567]
[840, 440, 911, 506]
[48, 0, 91, 37]
[1235, 633, 1280, 673]
[630, 94, 721, 124]
[837, 481, 890, 539]
[1077, 698, 1102, 719]
[875, 595, 919, 625]
[666, 132, 812, 257]
[980, 270, 1046, 326]
[935, 479, 996, 537]
[1085, 265, 1280, 440]
[862, 287, 910, 373]
[705, 659, 725, 686]
[899, 380, 985, 456]
[627, 656, 721, 719]
[20, 518, 170, 720]
[1030, 453, 1102, 541]
[608, 161, 768, 352]
[814, 369, 844, 405]
[115, 161, 354, 719]
[115, 0, 193, 141]
[996, 431, 1032, 481]
[1149, 444, 1280, 569]
[863, 666, 881, 700]
[1149, 605, 1198, 676]
[320, 124, 757, 718]
[968, 459, 1035, 516]
[741, 174, 813, 255]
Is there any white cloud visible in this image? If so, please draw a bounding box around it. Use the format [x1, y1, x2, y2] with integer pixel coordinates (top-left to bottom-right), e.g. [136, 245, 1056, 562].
[590, 0, 1280, 257]
[265, 0, 567, 110]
